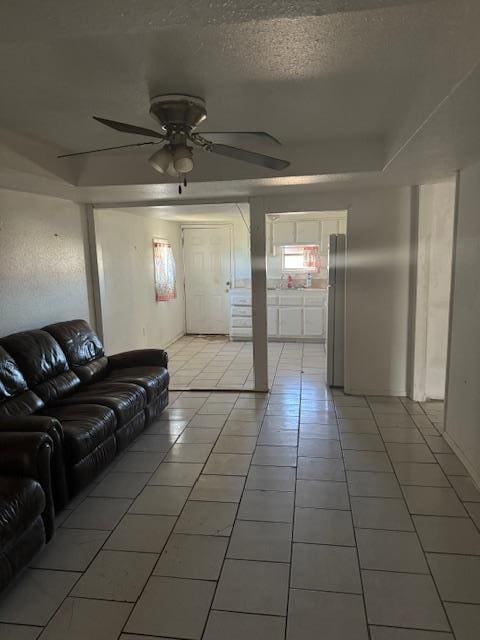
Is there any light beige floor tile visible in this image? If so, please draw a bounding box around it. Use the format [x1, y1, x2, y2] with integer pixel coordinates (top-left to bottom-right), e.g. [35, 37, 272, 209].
[124, 576, 215, 639]
[386, 443, 436, 463]
[213, 559, 289, 615]
[341, 433, 385, 451]
[149, 462, 203, 486]
[449, 475, 480, 501]
[287, 589, 368, 640]
[113, 452, 165, 473]
[403, 486, 467, 516]
[63, 497, 132, 530]
[393, 462, 449, 487]
[39, 597, 132, 640]
[174, 501, 237, 536]
[336, 406, 374, 420]
[424, 436, 452, 454]
[252, 446, 297, 467]
[190, 474, 245, 502]
[343, 451, 393, 472]
[379, 428, 425, 443]
[71, 550, 157, 601]
[203, 453, 252, 475]
[177, 427, 221, 444]
[188, 415, 227, 428]
[203, 610, 285, 640]
[128, 434, 177, 452]
[435, 453, 468, 476]
[376, 415, 416, 428]
[154, 534, 228, 580]
[227, 520, 292, 562]
[198, 403, 234, 415]
[351, 496, 414, 531]
[294, 507, 355, 546]
[466, 502, 480, 528]
[129, 485, 190, 515]
[90, 472, 151, 498]
[356, 529, 428, 573]
[0, 570, 78, 626]
[213, 435, 257, 454]
[347, 471, 402, 498]
[292, 543, 362, 593]
[164, 443, 213, 463]
[258, 430, 298, 446]
[238, 490, 294, 522]
[370, 627, 453, 639]
[222, 420, 262, 436]
[245, 465, 296, 491]
[445, 602, 480, 640]
[338, 419, 379, 434]
[296, 479, 349, 509]
[299, 424, 339, 439]
[427, 553, 480, 603]
[414, 515, 480, 554]
[104, 514, 176, 552]
[362, 570, 449, 631]
[0, 624, 41, 640]
[297, 457, 345, 481]
[298, 438, 341, 458]
[31, 528, 108, 571]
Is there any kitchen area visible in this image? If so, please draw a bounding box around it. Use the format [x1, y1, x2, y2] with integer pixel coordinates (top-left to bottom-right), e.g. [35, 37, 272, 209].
[229, 211, 347, 342]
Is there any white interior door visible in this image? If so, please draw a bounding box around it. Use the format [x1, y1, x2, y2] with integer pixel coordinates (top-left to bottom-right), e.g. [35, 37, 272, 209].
[183, 226, 232, 334]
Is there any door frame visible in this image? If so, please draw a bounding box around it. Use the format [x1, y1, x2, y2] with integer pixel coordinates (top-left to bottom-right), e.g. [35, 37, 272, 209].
[181, 223, 234, 335]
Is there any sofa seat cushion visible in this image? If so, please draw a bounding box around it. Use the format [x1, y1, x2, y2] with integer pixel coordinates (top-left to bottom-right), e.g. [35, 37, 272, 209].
[107, 367, 169, 403]
[0, 477, 45, 548]
[59, 382, 147, 427]
[42, 404, 117, 464]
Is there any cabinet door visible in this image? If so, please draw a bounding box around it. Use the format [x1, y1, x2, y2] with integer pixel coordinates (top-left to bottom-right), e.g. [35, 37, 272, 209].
[296, 221, 320, 244]
[279, 307, 303, 336]
[273, 221, 296, 245]
[267, 306, 278, 336]
[320, 220, 339, 252]
[303, 306, 326, 337]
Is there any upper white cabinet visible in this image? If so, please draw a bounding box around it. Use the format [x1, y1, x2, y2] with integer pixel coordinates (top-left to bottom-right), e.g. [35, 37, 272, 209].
[295, 221, 320, 244]
[272, 221, 296, 245]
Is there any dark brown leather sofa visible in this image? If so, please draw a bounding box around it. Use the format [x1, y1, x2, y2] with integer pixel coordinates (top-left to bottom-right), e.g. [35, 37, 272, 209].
[0, 431, 54, 592]
[0, 320, 169, 505]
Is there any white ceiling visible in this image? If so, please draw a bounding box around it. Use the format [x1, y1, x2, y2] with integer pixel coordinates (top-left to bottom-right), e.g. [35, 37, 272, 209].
[0, 0, 479, 201]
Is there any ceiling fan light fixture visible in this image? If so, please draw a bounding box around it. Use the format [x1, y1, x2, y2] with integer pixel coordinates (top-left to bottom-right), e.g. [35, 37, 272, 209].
[166, 159, 180, 178]
[173, 145, 194, 174]
[148, 147, 172, 174]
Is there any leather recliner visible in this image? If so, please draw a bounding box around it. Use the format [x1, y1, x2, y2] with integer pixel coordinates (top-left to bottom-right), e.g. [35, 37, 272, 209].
[0, 321, 169, 502]
[0, 431, 54, 592]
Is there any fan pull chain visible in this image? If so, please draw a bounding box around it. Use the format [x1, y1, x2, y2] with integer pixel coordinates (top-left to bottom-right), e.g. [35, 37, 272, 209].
[178, 176, 188, 195]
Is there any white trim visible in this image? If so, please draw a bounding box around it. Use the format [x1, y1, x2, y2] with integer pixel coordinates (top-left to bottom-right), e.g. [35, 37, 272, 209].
[345, 387, 408, 397]
[249, 197, 268, 392]
[443, 431, 480, 490]
[164, 330, 187, 348]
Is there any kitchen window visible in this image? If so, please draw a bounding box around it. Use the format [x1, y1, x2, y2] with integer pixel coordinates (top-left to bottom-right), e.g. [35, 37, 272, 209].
[281, 245, 320, 273]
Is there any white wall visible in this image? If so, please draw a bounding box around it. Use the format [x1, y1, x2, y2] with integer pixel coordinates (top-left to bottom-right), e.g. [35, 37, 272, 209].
[0, 187, 93, 336]
[445, 162, 480, 485]
[95, 208, 186, 354]
[265, 187, 413, 396]
[411, 181, 455, 401]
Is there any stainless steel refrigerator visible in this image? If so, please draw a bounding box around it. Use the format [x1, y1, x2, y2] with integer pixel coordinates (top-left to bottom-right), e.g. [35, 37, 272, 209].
[327, 233, 346, 387]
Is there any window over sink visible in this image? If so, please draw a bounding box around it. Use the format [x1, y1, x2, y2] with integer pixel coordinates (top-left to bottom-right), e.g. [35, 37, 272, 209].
[281, 245, 321, 273]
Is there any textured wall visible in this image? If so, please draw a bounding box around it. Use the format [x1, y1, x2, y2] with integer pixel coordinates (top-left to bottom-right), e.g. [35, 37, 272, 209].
[0, 187, 92, 336]
[95, 208, 186, 354]
[445, 161, 480, 485]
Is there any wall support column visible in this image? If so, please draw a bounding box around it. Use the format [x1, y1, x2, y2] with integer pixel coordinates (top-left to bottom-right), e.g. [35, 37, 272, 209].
[249, 197, 269, 392]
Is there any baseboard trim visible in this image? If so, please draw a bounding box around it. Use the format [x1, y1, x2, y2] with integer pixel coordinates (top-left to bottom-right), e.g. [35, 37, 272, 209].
[164, 331, 186, 348]
[345, 386, 408, 398]
[443, 431, 480, 491]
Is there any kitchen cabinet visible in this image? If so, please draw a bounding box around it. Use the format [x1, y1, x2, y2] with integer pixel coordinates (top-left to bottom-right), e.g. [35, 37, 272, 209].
[304, 306, 325, 336]
[272, 221, 296, 245]
[320, 220, 339, 252]
[279, 307, 303, 336]
[296, 221, 320, 243]
[267, 306, 278, 336]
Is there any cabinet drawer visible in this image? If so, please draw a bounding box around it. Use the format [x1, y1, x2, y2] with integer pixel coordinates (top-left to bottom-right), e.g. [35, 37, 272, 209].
[230, 294, 251, 306]
[231, 317, 252, 328]
[304, 295, 326, 307]
[278, 307, 303, 336]
[278, 294, 304, 306]
[232, 306, 252, 317]
[230, 327, 253, 337]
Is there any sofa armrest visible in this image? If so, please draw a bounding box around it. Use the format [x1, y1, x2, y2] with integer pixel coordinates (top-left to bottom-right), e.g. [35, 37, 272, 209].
[109, 349, 169, 370]
[0, 415, 68, 511]
[0, 432, 55, 540]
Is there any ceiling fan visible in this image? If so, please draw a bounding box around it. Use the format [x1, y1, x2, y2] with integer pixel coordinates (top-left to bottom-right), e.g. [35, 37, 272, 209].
[58, 94, 290, 193]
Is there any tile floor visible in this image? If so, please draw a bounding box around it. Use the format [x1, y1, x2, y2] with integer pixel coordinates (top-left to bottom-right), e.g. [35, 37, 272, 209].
[0, 339, 479, 639]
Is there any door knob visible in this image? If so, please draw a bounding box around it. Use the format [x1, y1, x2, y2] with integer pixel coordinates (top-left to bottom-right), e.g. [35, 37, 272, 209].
[226, 281, 231, 287]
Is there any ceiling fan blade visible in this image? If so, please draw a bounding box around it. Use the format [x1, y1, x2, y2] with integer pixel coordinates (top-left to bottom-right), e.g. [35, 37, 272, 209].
[196, 131, 281, 145]
[58, 140, 161, 158]
[93, 116, 166, 139]
[208, 143, 290, 171]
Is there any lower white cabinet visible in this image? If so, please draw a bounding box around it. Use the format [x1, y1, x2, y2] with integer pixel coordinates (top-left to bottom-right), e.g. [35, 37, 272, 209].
[230, 289, 327, 340]
[278, 307, 303, 336]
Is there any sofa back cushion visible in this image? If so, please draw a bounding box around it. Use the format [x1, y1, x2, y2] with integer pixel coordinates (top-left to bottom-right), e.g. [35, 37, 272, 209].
[43, 319, 108, 384]
[0, 330, 80, 405]
[0, 346, 44, 417]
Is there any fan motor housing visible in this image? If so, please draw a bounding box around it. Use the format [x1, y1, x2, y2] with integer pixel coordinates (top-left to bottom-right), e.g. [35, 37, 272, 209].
[150, 94, 207, 132]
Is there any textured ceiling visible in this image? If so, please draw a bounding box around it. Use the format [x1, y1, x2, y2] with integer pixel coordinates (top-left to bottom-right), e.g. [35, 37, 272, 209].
[0, 0, 479, 198]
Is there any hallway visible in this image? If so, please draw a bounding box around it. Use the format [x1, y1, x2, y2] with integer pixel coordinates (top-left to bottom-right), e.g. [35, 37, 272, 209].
[0, 342, 478, 639]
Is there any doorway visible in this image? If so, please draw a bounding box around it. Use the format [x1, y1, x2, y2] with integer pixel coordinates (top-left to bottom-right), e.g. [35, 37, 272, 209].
[183, 225, 232, 335]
